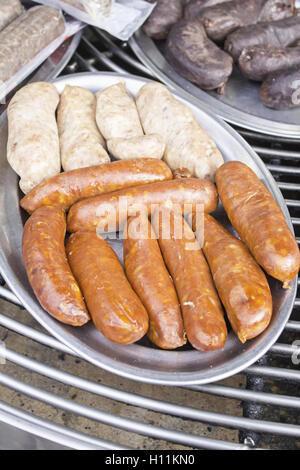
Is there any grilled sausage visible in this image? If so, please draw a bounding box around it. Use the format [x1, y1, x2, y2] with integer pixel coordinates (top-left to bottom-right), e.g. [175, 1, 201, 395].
[123, 214, 186, 349]
[238, 45, 300, 82]
[215, 161, 300, 288]
[260, 65, 300, 110]
[66, 232, 149, 344]
[22, 206, 89, 326]
[57, 85, 110, 172]
[0, 6, 65, 84]
[20, 158, 173, 214]
[165, 20, 233, 93]
[7, 82, 60, 194]
[143, 0, 183, 40]
[198, 0, 294, 43]
[225, 14, 300, 62]
[152, 207, 227, 350]
[67, 178, 218, 233]
[195, 213, 273, 343]
[0, 0, 23, 32]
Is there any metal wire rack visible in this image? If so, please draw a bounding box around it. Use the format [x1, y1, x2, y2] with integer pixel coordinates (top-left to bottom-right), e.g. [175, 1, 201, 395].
[0, 26, 299, 451]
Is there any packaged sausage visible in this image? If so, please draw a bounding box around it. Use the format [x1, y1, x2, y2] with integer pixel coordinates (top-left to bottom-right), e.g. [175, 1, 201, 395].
[32, 0, 155, 40]
[0, 5, 83, 104]
[0, 0, 23, 32]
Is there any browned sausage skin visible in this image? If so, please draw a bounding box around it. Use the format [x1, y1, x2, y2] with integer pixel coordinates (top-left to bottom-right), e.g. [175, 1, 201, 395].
[123, 214, 186, 349]
[152, 207, 227, 351]
[20, 158, 173, 214]
[215, 161, 300, 288]
[67, 178, 218, 233]
[194, 213, 272, 343]
[22, 206, 89, 326]
[66, 231, 149, 344]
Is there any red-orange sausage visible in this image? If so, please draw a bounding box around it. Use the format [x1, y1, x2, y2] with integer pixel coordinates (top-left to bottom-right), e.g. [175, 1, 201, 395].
[195, 213, 273, 343]
[22, 206, 89, 326]
[152, 207, 227, 351]
[215, 161, 300, 288]
[66, 232, 149, 344]
[67, 178, 218, 233]
[124, 214, 186, 349]
[20, 158, 173, 214]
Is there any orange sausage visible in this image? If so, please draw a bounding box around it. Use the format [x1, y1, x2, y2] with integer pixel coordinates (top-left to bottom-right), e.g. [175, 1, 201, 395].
[22, 206, 89, 326]
[20, 158, 173, 214]
[152, 207, 227, 351]
[196, 213, 273, 343]
[216, 161, 300, 288]
[123, 214, 186, 349]
[67, 178, 218, 233]
[66, 232, 149, 344]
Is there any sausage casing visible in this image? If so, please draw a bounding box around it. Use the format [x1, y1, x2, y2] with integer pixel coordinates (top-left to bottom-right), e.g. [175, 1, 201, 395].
[215, 161, 300, 288]
[197, 214, 273, 343]
[152, 208, 227, 351]
[124, 214, 186, 349]
[22, 206, 89, 326]
[20, 158, 173, 214]
[67, 178, 218, 233]
[66, 232, 149, 344]
[142, 0, 183, 40]
[260, 66, 300, 110]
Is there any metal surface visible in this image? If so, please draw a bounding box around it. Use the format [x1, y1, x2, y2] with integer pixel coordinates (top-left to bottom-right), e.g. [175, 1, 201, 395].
[129, 29, 300, 140]
[0, 71, 297, 386]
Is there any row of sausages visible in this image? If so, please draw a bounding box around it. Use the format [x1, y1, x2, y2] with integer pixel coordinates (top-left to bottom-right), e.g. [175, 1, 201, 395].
[21, 157, 300, 350]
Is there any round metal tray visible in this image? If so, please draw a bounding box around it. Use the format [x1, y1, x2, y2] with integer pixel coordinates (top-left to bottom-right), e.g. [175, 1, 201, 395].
[0, 72, 297, 385]
[129, 29, 300, 140]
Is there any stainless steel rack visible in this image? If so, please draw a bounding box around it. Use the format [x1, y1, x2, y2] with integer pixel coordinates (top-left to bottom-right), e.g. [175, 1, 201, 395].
[0, 26, 299, 451]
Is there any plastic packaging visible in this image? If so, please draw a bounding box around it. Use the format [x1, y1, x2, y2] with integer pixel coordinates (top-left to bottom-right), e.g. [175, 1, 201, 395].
[0, 6, 83, 104]
[32, 0, 155, 40]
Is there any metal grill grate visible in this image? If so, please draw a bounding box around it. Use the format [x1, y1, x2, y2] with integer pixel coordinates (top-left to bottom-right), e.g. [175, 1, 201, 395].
[0, 26, 299, 451]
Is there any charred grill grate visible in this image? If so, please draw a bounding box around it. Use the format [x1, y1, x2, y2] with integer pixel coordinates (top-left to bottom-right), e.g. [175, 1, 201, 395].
[0, 26, 299, 451]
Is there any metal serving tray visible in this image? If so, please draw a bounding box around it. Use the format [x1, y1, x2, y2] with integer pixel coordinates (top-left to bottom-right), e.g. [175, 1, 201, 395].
[129, 30, 300, 140]
[0, 72, 297, 385]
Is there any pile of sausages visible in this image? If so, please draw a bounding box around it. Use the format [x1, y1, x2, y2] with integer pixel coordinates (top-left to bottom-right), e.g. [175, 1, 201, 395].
[143, 0, 300, 110]
[20, 157, 300, 350]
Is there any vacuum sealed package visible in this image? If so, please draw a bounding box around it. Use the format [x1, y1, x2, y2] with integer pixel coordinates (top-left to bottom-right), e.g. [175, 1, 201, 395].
[0, 5, 83, 104]
[32, 0, 155, 40]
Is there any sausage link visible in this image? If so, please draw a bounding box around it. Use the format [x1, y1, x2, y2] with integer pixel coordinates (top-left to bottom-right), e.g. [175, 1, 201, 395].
[215, 161, 300, 288]
[22, 206, 89, 326]
[67, 178, 218, 233]
[196, 213, 272, 343]
[123, 214, 186, 349]
[152, 208, 227, 351]
[66, 232, 149, 344]
[20, 158, 173, 214]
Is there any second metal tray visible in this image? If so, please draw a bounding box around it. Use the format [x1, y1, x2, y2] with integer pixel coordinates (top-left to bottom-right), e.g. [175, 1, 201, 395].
[130, 29, 300, 140]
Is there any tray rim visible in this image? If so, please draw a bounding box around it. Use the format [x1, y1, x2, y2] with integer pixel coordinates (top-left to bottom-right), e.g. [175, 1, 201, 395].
[0, 71, 297, 386]
[129, 29, 300, 140]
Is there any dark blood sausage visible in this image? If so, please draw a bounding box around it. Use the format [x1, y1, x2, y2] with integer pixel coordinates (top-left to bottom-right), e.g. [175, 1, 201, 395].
[260, 65, 300, 109]
[22, 206, 90, 326]
[142, 0, 183, 40]
[198, 0, 294, 43]
[123, 214, 186, 349]
[66, 232, 149, 344]
[225, 14, 300, 62]
[0, 6, 65, 84]
[194, 214, 273, 343]
[184, 0, 229, 20]
[215, 161, 300, 288]
[67, 178, 219, 233]
[20, 158, 173, 214]
[152, 208, 227, 351]
[238, 45, 300, 81]
[165, 20, 233, 92]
